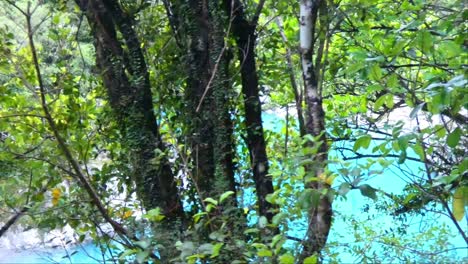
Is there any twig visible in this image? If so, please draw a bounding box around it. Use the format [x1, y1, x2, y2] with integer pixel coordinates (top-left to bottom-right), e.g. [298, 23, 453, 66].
[252, 0, 266, 27]
[0, 207, 29, 237]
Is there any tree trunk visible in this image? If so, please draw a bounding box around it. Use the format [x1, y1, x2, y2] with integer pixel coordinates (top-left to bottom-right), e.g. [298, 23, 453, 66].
[277, 17, 306, 137]
[182, 0, 218, 201]
[75, 1, 184, 259]
[170, 0, 238, 203]
[225, 0, 276, 222]
[209, 2, 237, 197]
[299, 0, 332, 260]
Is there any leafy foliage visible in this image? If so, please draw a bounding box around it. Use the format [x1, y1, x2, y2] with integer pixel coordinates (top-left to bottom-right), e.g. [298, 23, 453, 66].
[0, 0, 466, 263]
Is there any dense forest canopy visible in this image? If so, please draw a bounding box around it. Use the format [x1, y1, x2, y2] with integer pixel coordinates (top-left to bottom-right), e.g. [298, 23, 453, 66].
[0, 0, 466, 263]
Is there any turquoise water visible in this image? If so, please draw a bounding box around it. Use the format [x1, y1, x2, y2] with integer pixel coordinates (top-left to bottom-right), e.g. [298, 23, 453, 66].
[262, 112, 467, 261]
[1, 112, 466, 263]
[1, 244, 112, 263]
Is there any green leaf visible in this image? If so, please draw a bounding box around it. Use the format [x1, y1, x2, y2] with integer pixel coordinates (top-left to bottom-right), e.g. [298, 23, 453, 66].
[143, 208, 165, 222]
[416, 30, 433, 53]
[119, 249, 138, 260]
[409, 103, 425, 119]
[204, 197, 218, 205]
[271, 234, 284, 248]
[272, 212, 287, 226]
[374, 93, 389, 110]
[304, 255, 318, 264]
[439, 41, 461, 58]
[257, 249, 273, 257]
[219, 191, 235, 204]
[434, 170, 460, 185]
[211, 243, 223, 258]
[447, 127, 462, 148]
[385, 93, 394, 108]
[397, 135, 411, 151]
[278, 253, 295, 264]
[411, 143, 425, 161]
[244, 228, 260, 235]
[299, 189, 321, 209]
[460, 158, 468, 174]
[358, 184, 377, 200]
[434, 124, 446, 138]
[387, 73, 399, 88]
[398, 150, 407, 164]
[52, 14, 61, 25]
[353, 135, 372, 151]
[369, 64, 382, 81]
[346, 61, 365, 74]
[193, 212, 207, 223]
[205, 204, 216, 212]
[209, 231, 226, 242]
[265, 193, 276, 204]
[199, 243, 213, 255]
[453, 187, 467, 221]
[365, 55, 385, 62]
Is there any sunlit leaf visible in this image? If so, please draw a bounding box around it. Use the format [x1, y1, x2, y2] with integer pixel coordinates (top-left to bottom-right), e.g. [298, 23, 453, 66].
[304, 255, 318, 264]
[278, 253, 294, 264]
[353, 135, 372, 151]
[453, 187, 467, 221]
[219, 191, 235, 204]
[204, 197, 218, 205]
[257, 249, 272, 257]
[369, 64, 382, 81]
[211, 243, 223, 258]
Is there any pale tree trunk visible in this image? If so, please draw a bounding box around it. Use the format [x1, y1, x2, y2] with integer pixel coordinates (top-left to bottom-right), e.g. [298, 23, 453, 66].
[299, 0, 332, 261]
[276, 17, 306, 137]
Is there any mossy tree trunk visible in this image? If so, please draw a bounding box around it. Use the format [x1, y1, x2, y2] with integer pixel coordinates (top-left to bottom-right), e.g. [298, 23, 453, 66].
[175, 0, 237, 202]
[74, 1, 184, 259]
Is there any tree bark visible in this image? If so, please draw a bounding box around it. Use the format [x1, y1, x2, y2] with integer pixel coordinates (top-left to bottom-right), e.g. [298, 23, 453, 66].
[74, 1, 185, 259]
[210, 2, 237, 197]
[74, 0, 183, 217]
[225, 0, 276, 222]
[277, 17, 306, 136]
[183, 0, 216, 201]
[299, 0, 332, 260]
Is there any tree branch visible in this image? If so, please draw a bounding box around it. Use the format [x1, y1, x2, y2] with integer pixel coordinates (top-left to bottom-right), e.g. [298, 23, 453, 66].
[252, 0, 266, 27]
[336, 147, 426, 164]
[24, 1, 132, 245]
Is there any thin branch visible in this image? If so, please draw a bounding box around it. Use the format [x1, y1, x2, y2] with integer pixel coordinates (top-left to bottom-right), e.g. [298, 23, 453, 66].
[24, 2, 132, 246]
[252, 0, 266, 27]
[4, 0, 27, 16]
[0, 207, 29, 237]
[0, 113, 46, 119]
[381, 63, 465, 70]
[415, 115, 468, 245]
[336, 147, 426, 164]
[0, 180, 50, 237]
